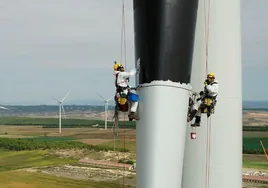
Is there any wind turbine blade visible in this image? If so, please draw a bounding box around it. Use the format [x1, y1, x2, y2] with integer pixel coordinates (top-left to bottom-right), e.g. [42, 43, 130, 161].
[52, 97, 60, 103]
[0, 106, 9, 110]
[96, 92, 105, 101]
[61, 104, 67, 119]
[107, 95, 114, 101]
[61, 91, 71, 102]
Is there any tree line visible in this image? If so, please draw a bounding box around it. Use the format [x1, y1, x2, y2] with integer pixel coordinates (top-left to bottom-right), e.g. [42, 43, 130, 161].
[0, 137, 129, 152]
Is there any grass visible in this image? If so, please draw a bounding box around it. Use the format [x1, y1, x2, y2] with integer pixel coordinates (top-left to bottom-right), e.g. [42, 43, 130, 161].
[0, 126, 103, 138]
[243, 154, 268, 170]
[243, 160, 268, 170]
[27, 136, 77, 141]
[243, 137, 268, 150]
[5, 121, 268, 187]
[0, 171, 131, 188]
[0, 150, 77, 172]
[0, 117, 102, 126]
[0, 125, 136, 140]
[0, 116, 136, 128]
[0, 149, 134, 188]
[100, 140, 136, 152]
[243, 131, 268, 137]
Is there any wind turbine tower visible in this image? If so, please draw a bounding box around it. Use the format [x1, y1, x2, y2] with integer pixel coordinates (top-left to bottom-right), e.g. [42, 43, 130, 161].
[134, 0, 198, 187]
[52, 91, 70, 134]
[96, 93, 114, 130]
[182, 0, 242, 187]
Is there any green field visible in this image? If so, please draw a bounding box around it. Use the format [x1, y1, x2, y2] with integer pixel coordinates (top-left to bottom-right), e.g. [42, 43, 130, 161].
[0, 151, 266, 188]
[243, 154, 268, 170]
[27, 136, 76, 141]
[0, 116, 268, 187]
[244, 137, 268, 149]
[1, 117, 268, 155]
[0, 137, 129, 152]
[0, 171, 122, 188]
[0, 150, 77, 172]
[243, 135, 268, 154]
[243, 159, 268, 170]
[0, 150, 132, 188]
[100, 139, 136, 153]
[0, 116, 136, 128]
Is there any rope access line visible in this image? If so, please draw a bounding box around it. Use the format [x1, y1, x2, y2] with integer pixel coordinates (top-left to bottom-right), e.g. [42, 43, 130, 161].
[205, 119, 212, 188]
[204, 0, 211, 75]
[121, 0, 127, 187]
[113, 0, 127, 187]
[204, 0, 212, 187]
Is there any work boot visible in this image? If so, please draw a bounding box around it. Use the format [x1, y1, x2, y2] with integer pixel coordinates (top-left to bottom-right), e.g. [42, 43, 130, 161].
[128, 112, 140, 120]
[187, 116, 191, 122]
[191, 116, 201, 127]
[191, 122, 201, 127]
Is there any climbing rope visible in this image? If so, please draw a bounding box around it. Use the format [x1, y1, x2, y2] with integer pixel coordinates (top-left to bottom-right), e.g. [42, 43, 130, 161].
[121, 0, 127, 187]
[120, 0, 127, 70]
[205, 117, 212, 188]
[204, 0, 211, 75]
[113, 109, 120, 187]
[204, 0, 211, 187]
[113, 0, 127, 187]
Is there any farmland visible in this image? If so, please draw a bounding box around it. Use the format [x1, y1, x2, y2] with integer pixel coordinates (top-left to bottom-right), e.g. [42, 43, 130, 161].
[0, 111, 267, 187]
[0, 112, 139, 188]
[0, 125, 136, 187]
[0, 116, 136, 128]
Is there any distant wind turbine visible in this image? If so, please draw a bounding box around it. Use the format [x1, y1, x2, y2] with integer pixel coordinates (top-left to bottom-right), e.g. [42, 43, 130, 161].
[96, 92, 114, 130]
[52, 91, 70, 134]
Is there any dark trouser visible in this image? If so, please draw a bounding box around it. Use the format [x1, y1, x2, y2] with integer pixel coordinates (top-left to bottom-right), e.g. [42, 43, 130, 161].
[195, 116, 201, 124]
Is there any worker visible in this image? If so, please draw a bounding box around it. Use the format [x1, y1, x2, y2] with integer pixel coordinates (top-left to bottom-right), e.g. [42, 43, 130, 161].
[113, 61, 140, 120]
[187, 72, 219, 126]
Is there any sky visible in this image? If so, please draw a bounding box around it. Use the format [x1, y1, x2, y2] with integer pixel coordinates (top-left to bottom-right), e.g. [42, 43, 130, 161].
[0, 0, 267, 105]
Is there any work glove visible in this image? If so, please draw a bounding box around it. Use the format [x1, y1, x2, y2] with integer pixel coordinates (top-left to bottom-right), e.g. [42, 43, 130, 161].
[204, 79, 209, 86]
[199, 91, 204, 96]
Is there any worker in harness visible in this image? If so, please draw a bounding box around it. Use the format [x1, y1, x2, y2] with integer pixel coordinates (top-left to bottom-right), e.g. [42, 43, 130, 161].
[113, 61, 140, 120]
[187, 72, 219, 126]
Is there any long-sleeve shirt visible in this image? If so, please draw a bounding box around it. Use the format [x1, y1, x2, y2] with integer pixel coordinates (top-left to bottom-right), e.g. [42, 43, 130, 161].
[114, 69, 137, 88]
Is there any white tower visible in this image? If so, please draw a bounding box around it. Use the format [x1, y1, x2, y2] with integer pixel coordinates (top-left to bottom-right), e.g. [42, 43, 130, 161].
[52, 91, 70, 134]
[96, 93, 114, 130]
[182, 0, 242, 187]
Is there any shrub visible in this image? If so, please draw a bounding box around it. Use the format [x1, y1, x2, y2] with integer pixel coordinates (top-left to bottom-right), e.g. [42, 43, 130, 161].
[118, 159, 134, 165]
[243, 126, 268, 132]
[0, 138, 129, 152]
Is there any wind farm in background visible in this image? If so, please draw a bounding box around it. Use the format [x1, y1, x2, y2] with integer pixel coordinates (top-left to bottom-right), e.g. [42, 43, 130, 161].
[0, 0, 267, 187]
[0, 93, 268, 187]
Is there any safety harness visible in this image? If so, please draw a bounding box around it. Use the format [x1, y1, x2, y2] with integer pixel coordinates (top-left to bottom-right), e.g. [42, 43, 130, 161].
[199, 81, 218, 114]
[204, 81, 218, 99]
[115, 71, 129, 98]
